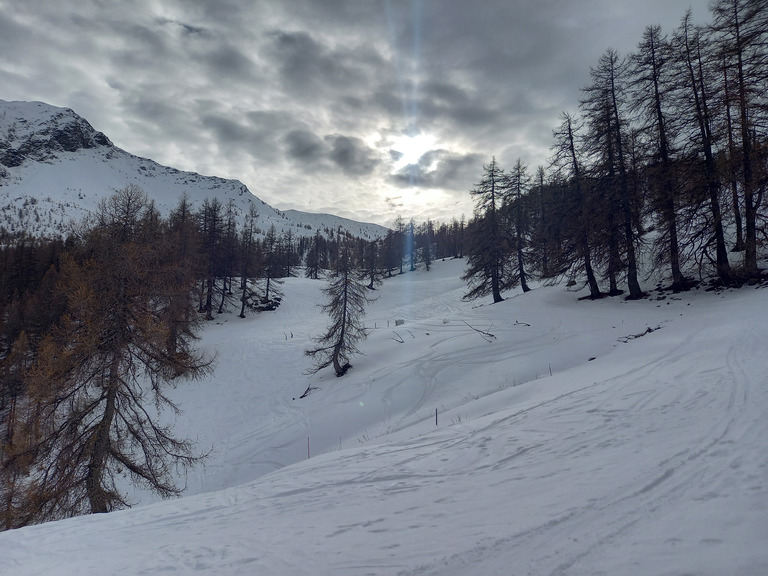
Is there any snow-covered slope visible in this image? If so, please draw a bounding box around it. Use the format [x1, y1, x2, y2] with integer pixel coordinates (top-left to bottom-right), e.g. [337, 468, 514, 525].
[1, 259, 766, 575]
[0, 100, 388, 239]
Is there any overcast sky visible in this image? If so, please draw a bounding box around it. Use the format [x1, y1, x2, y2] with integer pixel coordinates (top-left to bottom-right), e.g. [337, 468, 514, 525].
[0, 0, 713, 226]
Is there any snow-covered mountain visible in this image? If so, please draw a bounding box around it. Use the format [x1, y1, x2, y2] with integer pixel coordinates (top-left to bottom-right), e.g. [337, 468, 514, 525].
[0, 100, 389, 240]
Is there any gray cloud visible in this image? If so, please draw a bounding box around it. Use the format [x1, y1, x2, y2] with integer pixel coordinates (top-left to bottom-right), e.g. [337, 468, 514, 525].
[0, 0, 715, 225]
[326, 135, 380, 177]
[391, 150, 483, 190]
[201, 44, 259, 81]
[265, 30, 386, 104]
[283, 129, 327, 165]
[156, 18, 207, 37]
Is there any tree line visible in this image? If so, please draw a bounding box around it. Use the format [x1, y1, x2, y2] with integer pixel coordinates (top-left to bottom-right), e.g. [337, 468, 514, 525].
[463, 1, 768, 302]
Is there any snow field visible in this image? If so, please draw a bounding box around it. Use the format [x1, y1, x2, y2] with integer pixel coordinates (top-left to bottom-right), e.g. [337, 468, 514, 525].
[1, 258, 767, 575]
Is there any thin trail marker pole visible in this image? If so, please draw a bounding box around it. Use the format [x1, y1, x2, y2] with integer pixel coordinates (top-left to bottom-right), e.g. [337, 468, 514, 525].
[307, 437, 310, 459]
[435, 408, 438, 426]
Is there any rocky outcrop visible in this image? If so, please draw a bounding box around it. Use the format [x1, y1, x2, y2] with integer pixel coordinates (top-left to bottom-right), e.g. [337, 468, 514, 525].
[0, 102, 112, 168]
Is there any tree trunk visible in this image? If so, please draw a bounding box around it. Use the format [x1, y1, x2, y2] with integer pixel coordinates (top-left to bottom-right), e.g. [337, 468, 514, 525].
[609, 67, 643, 299]
[686, 23, 732, 283]
[86, 369, 118, 514]
[735, 19, 757, 274]
[723, 55, 745, 252]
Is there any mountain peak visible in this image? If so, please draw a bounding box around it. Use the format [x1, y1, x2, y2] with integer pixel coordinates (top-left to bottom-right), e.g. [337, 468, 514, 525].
[0, 100, 111, 168]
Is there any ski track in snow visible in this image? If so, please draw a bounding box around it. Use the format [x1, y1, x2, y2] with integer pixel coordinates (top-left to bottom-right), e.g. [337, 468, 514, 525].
[1, 259, 767, 575]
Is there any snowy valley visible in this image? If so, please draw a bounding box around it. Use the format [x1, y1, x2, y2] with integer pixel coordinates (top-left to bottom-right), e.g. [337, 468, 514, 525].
[1, 258, 766, 576]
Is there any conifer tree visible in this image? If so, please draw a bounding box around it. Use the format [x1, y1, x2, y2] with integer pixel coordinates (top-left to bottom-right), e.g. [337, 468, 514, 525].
[197, 198, 223, 320]
[672, 11, 733, 283]
[462, 157, 508, 303]
[259, 225, 284, 308]
[581, 49, 644, 298]
[305, 240, 373, 379]
[238, 205, 260, 318]
[711, 0, 767, 275]
[362, 239, 382, 289]
[630, 25, 690, 290]
[505, 158, 532, 292]
[9, 186, 212, 523]
[418, 219, 434, 271]
[551, 112, 602, 298]
[305, 230, 326, 280]
[163, 194, 200, 359]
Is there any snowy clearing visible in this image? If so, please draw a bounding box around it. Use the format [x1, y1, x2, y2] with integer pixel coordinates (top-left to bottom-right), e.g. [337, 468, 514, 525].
[1, 258, 767, 575]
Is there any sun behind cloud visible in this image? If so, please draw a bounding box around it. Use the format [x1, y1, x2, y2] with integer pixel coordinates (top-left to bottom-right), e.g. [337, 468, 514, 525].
[389, 132, 437, 170]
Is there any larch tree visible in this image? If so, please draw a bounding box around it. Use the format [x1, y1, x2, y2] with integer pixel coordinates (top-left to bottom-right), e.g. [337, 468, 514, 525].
[462, 157, 509, 303]
[407, 219, 417, 272]
[362, 238, 382, 289]
[260, 224, 284, 308]
[418, 219, 434, 271]
[305, 240, 373, 380]
[711, 0, 767, 276]
[582, 49, 644, 299]
[381, 228, 404, 277]
[551, 112, 602, 299]
[505, 158, 532, 293]
[238, 204, 260, 318]
[672, 11, 733, 283]
[10, 186, 213, 523]
[305, 230, 326, 280]
[197, 198, 224, 320]
[216, 200, 239, 314]
[630, 25, 690, 290]
[164, 193, 202, 361]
